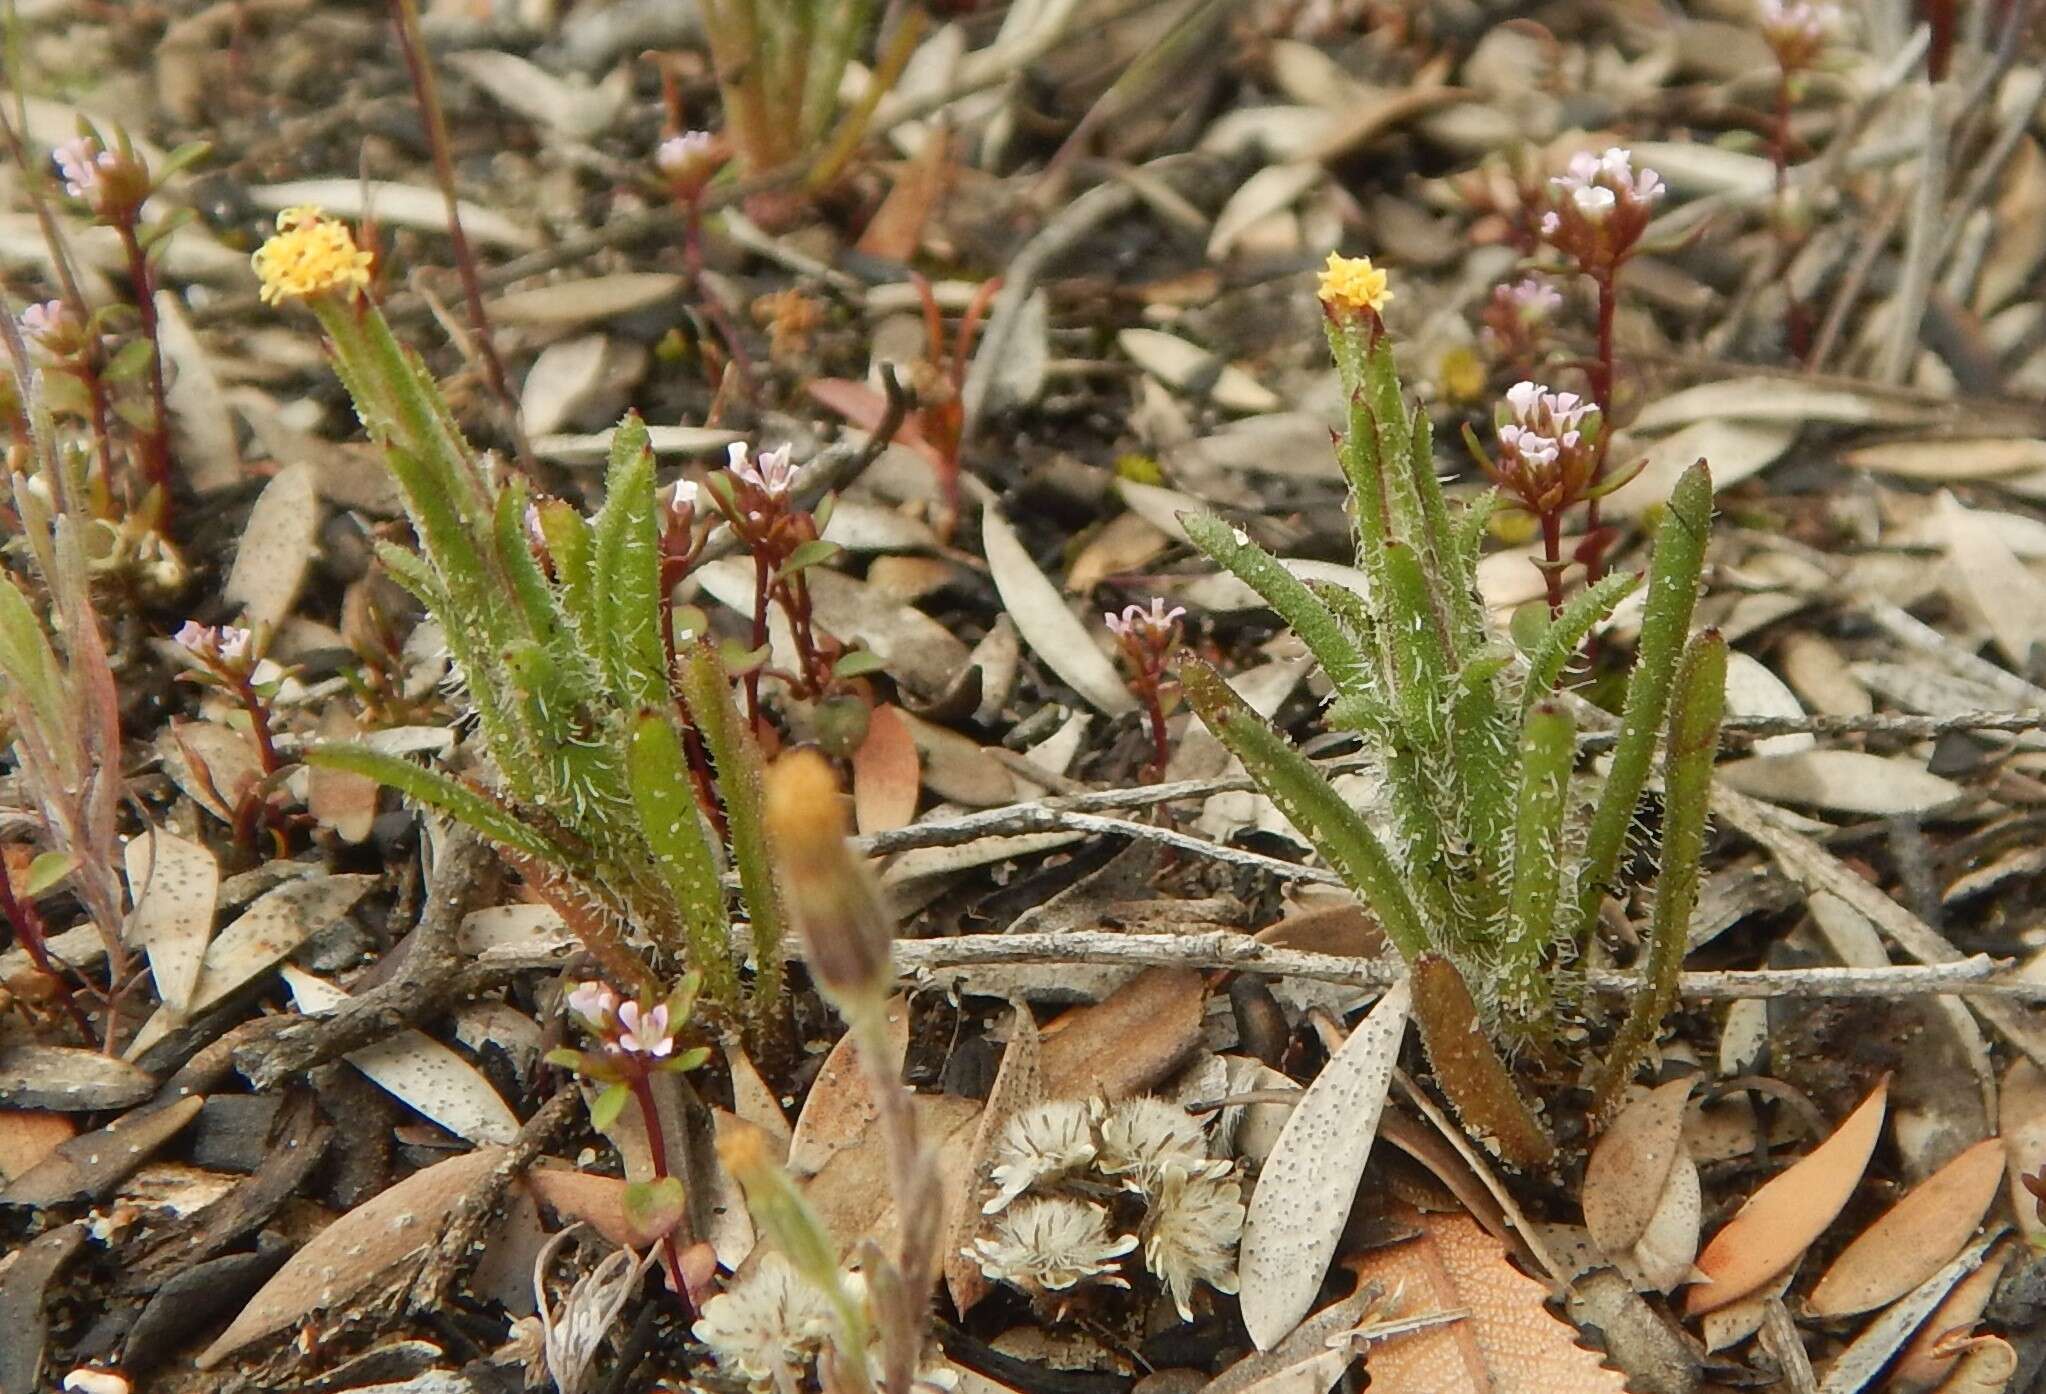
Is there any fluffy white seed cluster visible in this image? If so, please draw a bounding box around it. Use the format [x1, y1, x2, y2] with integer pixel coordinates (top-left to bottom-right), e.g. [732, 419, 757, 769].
[972, 1097, 1245, 1321]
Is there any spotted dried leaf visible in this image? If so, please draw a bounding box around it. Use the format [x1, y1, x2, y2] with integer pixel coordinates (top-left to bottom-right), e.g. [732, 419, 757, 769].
[1686, 1077, 1888, 1316]
[1350, 1206, 1626, 1394]
[1240, 981, 1410, 1350]
[1584, 1078, 1698, 1292]
[280, 966, 519, 1146]
[225, 462, 320, 636]
[122, 826, 219, 1015]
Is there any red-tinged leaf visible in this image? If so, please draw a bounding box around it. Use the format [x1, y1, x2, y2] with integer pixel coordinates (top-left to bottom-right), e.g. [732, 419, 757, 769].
[856, 131, 952, 262]
[852, 703, 921, 835]
[807, 378, 943, 471]
[1807, 1138, 2005, 1318]
[1350, 1205, 1627, 1394]
[196, 1147, 505, 1368]
[522, 1164, 667, 1249]
[1686, 1076, 1889, 1316]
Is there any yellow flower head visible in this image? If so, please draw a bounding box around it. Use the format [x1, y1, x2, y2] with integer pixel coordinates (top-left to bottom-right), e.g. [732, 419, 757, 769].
[1316, 252, 1392, 315]
[252, 206, 373, 306]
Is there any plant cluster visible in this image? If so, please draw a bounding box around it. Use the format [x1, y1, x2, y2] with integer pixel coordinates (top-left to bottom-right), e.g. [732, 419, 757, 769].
[250, 207, 792, 1042]
[1180, 255, 1727, 1159]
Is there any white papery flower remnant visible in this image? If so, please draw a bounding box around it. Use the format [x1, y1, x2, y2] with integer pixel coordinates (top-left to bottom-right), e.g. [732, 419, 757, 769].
[692, 1252, 840, 1387]
[985, 1100, 1099, 1214]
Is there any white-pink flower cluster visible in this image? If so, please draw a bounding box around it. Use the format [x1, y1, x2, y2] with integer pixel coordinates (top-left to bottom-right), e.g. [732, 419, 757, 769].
[1542, 148, 1664, 236]
[1500, 278, 1562, 323]
[657, 130, 720, 188]
[727, 442, 797, 499]
[1759, 0, 1842, 55]
[174, 621, 254, 668]
[566, 982, 678, 1061]
[53, 136, 119, 206]
[1104, 598, 1185, 645]
[1499, 381, 1595, 462]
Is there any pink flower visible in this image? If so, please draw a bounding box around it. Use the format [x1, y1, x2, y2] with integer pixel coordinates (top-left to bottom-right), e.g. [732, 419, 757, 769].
[656, 131, 721, 190]
[615, 1000, 674, 1058]
[727, 442, 797, 499]
[659, 478, 699, 525]
[1104, 598, 1186, 643]
[1759, 0, 1841, 65]
[174, 621, 254, 668]
[567, 981, 619, 1026]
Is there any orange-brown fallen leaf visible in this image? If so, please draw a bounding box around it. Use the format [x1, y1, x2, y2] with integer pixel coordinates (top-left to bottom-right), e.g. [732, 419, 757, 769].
[1686, 1076, 1888, 1316]
[1807, 1137, 2004, 1318]
[1350, 1205, 1626, 1394]
[852, 703, 922, 835]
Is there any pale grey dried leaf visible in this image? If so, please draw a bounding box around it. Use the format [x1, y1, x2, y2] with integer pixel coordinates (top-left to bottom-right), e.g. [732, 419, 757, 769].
[1624, 1154, 1701, 1294]
[153, 291, 241, 492]
[280, 967, 519, 1145]
[1722, 652, 1813, 755]
[445, 50, 630, 141]
[122, 825, 219, 1015]
[1936, 491, 2046, 670]
[981, 507, 1135, 715]
[1209, 164, 1324, 259]
[248, 181, 537, 249]
[520, 335, 612, 437]
[1717, 751, 1963, 816]
[1844, 437, 2046, 480]
[978, 289, 1050, 415]
[1629, 141, 1774, 197]
[0, 1044, 154, 1111]
[1632, 379, 1941, 432]
[1118, 329, 1281, 414]
[1239, 981, 1410, 1350]
[124, 874, 376, 1059]
[491, 274, 685, 328]
[225, 462, 321, 637]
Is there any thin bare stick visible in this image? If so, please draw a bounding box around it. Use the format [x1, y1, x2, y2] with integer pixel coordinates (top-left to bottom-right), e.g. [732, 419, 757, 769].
[881, 929, 2030, 1003]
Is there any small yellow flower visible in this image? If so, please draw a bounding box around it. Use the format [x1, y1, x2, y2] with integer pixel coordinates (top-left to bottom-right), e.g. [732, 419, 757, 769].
[252, 206, 373, 306]
[1316, 252, 1392, 314]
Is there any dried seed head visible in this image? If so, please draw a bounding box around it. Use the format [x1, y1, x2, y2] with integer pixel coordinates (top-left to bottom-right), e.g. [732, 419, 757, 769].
[764, 749, 894, 1008]
[1141, 1168, 1245, 1322]
[692, 1251, 839, 1387]
[973, 1196, 1138, 1294]
[985, 1101, 1098, 1214]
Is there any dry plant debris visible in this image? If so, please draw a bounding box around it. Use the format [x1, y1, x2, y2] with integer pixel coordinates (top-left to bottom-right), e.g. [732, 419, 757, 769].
[5, 2, 2046, 1393]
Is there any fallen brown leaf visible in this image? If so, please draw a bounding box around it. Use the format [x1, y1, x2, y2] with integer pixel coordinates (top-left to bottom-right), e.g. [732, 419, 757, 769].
[1807, 1137, 2004, 1318]
[1686, 1076, 1889, 1316]
[1350, 1205, 1626, 1394]
[196, 1146, 504, 1369]
[1039, 967, 1207, 1100]
[852, 703, 922, 835]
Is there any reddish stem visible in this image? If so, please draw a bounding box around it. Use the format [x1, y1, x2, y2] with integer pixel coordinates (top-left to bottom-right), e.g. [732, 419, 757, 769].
[112, 221, 173, 506]
[1539, 512, 1565, 616]
[232, 675, 283, 776]
[626, 1070, 694, 1318]
[681, 197, 755, 394]
[745, 552, 772, 734]
[0, 854, 94, 1039]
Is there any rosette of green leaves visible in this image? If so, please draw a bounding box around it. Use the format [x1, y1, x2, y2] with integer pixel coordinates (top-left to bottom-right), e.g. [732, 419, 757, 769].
[1179, 332, 1719, 1162]
[295, 291, 784, 1034]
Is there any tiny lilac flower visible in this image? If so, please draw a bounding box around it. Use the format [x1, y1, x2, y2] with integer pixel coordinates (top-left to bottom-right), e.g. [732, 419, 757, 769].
[728, 442, 797, 499]
[660, 478, 699, 523]
[567, 981, 619, 1025]
[1506, 278, 1561, 320]
[20, 300, 66, 341]
[1104, 598, 1185, 643]
[52, 136, 107, 201]
[657, 131, 720, 184]
[174, 621, 254, 669]
[615, 1000, 674, 1058]
[1571, 185, 1617, 220]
